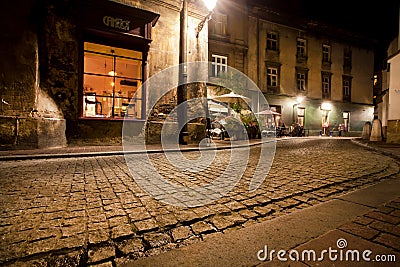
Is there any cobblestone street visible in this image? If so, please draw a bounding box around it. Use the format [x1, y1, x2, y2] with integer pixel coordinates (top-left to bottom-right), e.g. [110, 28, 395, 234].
[0, 138, 399, 266]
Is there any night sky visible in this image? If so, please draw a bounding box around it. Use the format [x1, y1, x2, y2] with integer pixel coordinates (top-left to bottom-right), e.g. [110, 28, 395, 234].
[253, 0, 400, 70]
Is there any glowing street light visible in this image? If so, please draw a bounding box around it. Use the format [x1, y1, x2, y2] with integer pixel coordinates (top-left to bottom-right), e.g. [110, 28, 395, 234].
[196, 0, 217, 37]
[296, 96, 304, 104]
[203, 0, 217, 11]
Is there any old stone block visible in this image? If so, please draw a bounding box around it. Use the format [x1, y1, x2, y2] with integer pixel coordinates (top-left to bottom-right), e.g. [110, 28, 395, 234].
[133, 218, 158, 233]
[171, 226, 193, 241]
[374, 233, 400, 251]
[386, 120, 400, 144]
[88, 229, 110, 245]
[0, 117, 15, 145]
[366, 211, 400, 225]
[143, 232, 172, 248]
[115, 237, 144, 255]
[155, 213, 178, 228]
[111, 224, 134, 240]
[55, 234, 85, 250]
[339, 222, 380, 240]
[87, 244, 115, 264]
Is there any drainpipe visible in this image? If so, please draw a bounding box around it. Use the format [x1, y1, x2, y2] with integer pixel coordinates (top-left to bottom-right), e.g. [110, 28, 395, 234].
[14, 115, 19, 146]
[257, 16, 260, 98]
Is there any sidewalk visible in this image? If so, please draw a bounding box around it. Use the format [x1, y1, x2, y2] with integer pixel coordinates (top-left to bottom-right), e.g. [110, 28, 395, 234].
[123, 175, 400, 267]
[351, 138, 400, 162]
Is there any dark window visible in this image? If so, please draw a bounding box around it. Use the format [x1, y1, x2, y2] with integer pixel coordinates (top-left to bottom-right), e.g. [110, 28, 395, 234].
[296, 38, 307, 58]
[343, 49, 352, 73]
[210, 13, 227, 36]
[321, 72, 331, 99]
[343, 76, 352, 102]
[322, 44, 331, 63]
[267, 32, 278, 51]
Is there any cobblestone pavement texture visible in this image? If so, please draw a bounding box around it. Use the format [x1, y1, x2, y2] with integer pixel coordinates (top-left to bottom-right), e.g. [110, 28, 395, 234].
[0, 139, 399, 266]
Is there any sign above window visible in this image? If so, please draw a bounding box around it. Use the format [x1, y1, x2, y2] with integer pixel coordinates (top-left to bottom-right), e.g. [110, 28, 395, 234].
[103, 16, 130, 31]
[83, 0, 159, 40]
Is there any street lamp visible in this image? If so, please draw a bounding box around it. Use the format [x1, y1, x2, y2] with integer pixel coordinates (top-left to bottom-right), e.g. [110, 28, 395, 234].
[177, 0, 217, 145]
[196, 0, 217, 37]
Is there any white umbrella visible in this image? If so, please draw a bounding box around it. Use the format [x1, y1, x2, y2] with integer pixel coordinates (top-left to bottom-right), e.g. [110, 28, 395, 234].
[208, 99, 229, 114]
[212, 92, 250, 105]
[255, 109, 281, 115]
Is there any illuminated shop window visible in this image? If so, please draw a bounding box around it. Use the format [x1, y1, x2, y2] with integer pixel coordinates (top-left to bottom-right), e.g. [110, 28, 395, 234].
[83, 42, 143, 119]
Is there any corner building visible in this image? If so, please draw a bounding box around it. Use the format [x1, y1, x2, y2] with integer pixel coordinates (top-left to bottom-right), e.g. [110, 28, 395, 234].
[0, 0, 209, 148]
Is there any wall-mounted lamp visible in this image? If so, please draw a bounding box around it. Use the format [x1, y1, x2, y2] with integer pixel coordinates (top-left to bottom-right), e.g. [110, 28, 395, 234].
[321, 102, 332, 111]
[196, 0, 217, 38]
[202, 0, 217, 11]
[296, 96, 304, 104]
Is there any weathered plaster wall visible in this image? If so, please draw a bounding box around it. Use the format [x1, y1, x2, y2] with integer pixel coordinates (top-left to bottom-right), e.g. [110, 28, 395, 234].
[0, 0, 67, 148]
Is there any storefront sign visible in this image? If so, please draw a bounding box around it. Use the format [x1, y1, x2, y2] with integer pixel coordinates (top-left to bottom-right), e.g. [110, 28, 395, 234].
[103, 16, 130, 31]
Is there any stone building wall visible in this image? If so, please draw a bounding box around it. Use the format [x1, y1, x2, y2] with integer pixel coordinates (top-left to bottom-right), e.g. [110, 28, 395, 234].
[0, 0, 67, 148]
[1, 0, 210, 147]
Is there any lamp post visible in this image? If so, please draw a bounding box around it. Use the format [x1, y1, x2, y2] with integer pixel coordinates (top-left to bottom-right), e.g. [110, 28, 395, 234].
[177, 0, 217, 145]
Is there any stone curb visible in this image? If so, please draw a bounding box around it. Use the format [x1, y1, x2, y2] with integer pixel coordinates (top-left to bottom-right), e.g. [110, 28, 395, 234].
[351, 139, 400, 162]
[0, 139, 276, 161]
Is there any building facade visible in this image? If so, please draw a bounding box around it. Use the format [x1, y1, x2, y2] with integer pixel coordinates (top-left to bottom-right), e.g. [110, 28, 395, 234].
[208, 1, 376, 136]
[377, 22, 400, 144]
[0, 0, 210, 148]
[1, 0, 378, 148]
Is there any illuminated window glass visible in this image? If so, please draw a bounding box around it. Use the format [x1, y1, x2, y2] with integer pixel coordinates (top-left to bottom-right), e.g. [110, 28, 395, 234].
[211, 54, 228, 77]
[267, 67, 278, 87]
[83, 42, 143, 119]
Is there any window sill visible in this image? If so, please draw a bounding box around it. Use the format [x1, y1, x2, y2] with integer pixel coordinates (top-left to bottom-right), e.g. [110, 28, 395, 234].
[79, 117, 145, 122]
